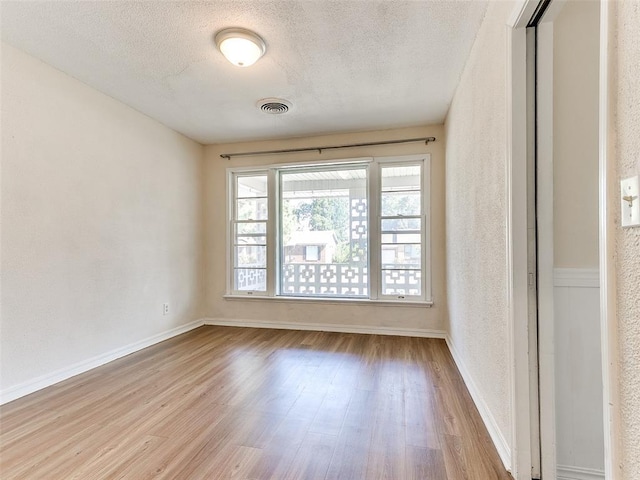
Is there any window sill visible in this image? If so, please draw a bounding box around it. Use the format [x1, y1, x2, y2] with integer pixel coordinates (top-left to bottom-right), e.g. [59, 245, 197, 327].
[223, 294, 433, 308]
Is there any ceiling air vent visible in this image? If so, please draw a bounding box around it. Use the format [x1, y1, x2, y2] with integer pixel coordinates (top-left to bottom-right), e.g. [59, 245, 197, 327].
[257, 98, 292, 114]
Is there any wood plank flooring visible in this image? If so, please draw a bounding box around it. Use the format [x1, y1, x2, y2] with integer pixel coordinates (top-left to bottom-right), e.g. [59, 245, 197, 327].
[0, 326, 513, 479]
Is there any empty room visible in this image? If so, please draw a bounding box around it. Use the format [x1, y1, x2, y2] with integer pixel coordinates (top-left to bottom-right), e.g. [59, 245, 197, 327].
[1, 1, 638, 479]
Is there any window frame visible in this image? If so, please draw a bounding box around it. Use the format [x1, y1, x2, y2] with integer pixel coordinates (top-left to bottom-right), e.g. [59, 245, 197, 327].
[277, 161, 370, 300]
[226, 154, 432, 304]
[227, 170, 270, 296]
[374, 156, 430, 302]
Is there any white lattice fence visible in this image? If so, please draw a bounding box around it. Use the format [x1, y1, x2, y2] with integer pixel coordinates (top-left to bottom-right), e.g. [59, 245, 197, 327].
[235, 269, 267, 291]
[282, 263, 368, 296]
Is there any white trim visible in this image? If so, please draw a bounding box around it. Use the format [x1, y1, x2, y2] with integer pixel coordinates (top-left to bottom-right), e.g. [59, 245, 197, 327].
[267, 168, 278, 296]
[506, 7, 534, 478]
[0, 319, 205, 405]
[525, 26, 542, 479]
[229, 170, 269, 296]
[536, 19, 559, 480]
[204, 317, 446, 338]
[375, 155, 431, 302]
[226, 171, 234, 295]
[543, 1, 569, 24]
[508, 0, 540, 28]
[554, 268, 600, 288]
[598, 1, 620, 478]
[369, 159, 381, 299]
[223, 294, 432, 307]
[446, 335, 512, 472]
[557, 465, 605, 480]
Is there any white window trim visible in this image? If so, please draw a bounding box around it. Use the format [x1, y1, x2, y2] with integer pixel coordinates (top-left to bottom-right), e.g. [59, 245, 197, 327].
[228, 169, 269, 296]
[226, 154, 432, 304]
[223, 294, 433, 307]
[276, 161, 371, 300]
[374, 155, 431, 302]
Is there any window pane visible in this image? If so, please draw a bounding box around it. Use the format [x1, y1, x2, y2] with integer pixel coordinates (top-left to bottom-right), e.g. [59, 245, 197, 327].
[233, 173, 268, 292]
[280, 166, 368, 297]
[381, 218, 421, 231]
[381, 165, 421, 190]
[234, 268, 266, 291]
[235, 235, 266, 245]
[237, 198, 268, 220]
[379, 164, 423, 298]
[381, 233, 421, 244]
[236, 222, 266, 235]
[381, 191, 421, 216]
[381, 269, 422, 296]
[237, 175, 267, 198]
[381, 244, 421, 268]
[235, 246, 266, 268]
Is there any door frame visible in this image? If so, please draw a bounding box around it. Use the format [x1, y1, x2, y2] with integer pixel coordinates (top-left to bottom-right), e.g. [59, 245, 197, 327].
[597, 2, 621, 478]
[506, 3, 538, 478]
[506, 1, 618, 478]
[530, 6, 564, 479]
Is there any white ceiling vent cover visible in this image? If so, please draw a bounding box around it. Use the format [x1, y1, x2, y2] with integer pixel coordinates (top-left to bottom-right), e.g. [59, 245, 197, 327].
[257, 98, 292, 114]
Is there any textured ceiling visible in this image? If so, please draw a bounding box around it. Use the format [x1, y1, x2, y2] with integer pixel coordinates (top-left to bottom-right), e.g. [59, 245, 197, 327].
[1, 1, 487, 144]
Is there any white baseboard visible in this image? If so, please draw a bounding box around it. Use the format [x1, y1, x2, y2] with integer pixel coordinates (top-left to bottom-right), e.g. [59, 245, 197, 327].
[445, 336, 512, 472]
[557, 465, 605, 480]
[553, 268, 599, 287]
[204, 317, 447, 339]
[0, 319, 205, 405]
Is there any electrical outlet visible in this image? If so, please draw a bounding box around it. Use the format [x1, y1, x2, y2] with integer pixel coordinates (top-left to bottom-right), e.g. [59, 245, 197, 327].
[163, 303, 169, 315]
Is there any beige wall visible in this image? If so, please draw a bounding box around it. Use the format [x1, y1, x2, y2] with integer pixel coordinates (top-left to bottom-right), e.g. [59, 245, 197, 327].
[0, 44, 204, 395]
[444, 0, 516, 460]
[611, 2, 640, 478]
[553, 1, 600, 268]
[203, 125, 447, 332]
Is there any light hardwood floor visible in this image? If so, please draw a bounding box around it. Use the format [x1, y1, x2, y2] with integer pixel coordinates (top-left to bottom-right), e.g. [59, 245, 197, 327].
[0, 326, 513, 479]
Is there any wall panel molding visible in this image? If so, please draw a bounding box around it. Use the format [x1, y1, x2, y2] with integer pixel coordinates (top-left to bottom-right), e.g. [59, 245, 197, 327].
[554, 267, 604, 477]
[553, 268, 600, 288]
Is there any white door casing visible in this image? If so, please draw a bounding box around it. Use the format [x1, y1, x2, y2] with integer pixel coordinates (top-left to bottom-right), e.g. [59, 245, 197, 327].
[507, 0, 617, 478]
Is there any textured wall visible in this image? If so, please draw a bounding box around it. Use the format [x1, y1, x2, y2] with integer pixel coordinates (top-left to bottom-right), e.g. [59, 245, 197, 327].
[444, 0, 515, 454]
[1, 44, 204, 393]
[553, 1, 600, 269]
[613, 2, 640, 478]
[203, 126, 447, 332]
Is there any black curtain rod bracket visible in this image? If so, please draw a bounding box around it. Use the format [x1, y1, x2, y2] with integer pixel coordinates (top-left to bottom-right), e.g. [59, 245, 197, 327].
[220, 136, 436, 160]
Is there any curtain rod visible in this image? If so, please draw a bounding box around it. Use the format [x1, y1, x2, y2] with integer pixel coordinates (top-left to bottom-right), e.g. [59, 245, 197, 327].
[219, 136, 436, 159]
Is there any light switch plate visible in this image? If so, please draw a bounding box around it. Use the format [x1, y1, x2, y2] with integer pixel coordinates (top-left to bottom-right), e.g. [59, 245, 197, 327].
[621, 176, 640, 228]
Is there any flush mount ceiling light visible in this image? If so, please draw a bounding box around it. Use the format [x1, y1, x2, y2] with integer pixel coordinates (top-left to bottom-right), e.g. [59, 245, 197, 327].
[215, 27, 266, 67]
